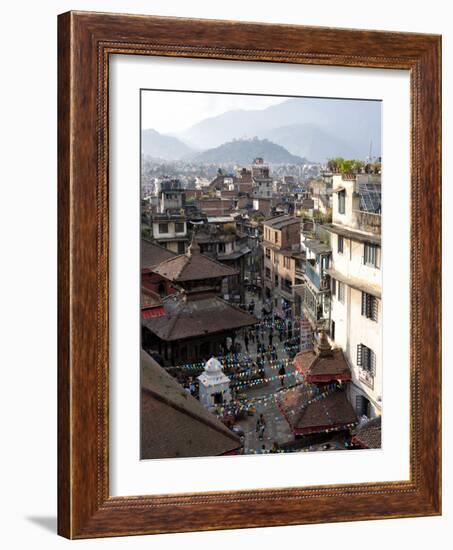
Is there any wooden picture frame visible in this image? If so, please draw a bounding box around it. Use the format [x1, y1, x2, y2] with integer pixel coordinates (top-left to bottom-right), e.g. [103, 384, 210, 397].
[58, 11, 441, 539]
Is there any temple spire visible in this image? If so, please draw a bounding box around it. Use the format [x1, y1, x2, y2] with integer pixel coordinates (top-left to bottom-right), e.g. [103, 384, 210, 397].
[316, 328, 333, 358]
[187, 231, 200, 256]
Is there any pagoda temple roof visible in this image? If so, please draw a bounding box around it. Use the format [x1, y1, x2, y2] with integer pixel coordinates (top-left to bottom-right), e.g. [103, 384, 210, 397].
[151, 241, 238, 283]
[142, 294, 258, 342]
[278, 388, 358, 436]
[293, 348, 351, 383]
[141, 239, 176, 271]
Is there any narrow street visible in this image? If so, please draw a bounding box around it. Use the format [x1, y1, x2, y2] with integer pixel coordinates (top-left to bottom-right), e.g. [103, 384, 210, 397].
[233, 289, 299, 453]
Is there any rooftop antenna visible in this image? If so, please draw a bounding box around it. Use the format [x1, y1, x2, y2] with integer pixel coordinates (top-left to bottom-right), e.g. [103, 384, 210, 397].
[368, 140, 373, 162]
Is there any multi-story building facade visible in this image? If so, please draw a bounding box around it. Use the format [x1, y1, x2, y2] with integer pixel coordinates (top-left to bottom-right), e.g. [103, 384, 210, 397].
[151, 213, 188, 254]
[195, 222, 251, 304]
[326, 173, 382, 419]
[251, 157, 273, 199]
[300, 237, 332, 330]
[158, 179, 185, 213]
[234, 215, 263, 288]
[262, 215, 303, 319]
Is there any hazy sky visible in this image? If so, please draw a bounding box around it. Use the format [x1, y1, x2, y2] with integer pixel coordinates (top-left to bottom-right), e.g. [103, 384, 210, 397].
[141, 90, 285, 135]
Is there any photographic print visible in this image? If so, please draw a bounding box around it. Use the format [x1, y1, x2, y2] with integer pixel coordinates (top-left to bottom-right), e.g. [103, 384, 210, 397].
[140, 90, 382, 460]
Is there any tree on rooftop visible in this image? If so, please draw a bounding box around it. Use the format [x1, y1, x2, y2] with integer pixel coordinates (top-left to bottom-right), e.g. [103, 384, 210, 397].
[327, 157, 366, 175]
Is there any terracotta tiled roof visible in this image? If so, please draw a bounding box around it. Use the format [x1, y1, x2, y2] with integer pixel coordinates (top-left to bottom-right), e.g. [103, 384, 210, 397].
[142, 295, 259, 341]
[141, 351, 241, 459]
[141, 307, 165, 319]
[151, 247, 238, 282]
[352, 416, 382, 449]
[141, 239, 175, 270]
[278, 389, 358, 435]
[294, 348, 351, 383]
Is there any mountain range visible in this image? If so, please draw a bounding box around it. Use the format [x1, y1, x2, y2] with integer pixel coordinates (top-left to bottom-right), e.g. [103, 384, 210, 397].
[142, 97, 381, 163]
[141, 129, 195, 161]
[191, 138, 305, 165]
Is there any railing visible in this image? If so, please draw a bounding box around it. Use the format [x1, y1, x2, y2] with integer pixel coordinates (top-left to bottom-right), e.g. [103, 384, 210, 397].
[353, 210, 381, 235]
[304, 262, 320, 288]
[280, 280, 293, 298]
[304, 262, 329, 291]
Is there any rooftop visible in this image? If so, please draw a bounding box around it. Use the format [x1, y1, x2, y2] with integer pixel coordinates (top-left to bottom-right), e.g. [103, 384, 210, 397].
[325, 223, 381, 245]
[141, 351, 241, 459]
[141, 239, 176, 271]
[352, 416, 382, 449]
[278, 389, 358, 435]
[195, 231, 236, 244]
[262, 214, 300, 230]
[303, 239, 332, 255]
[142, 295, 259, 341]
[217, 246, 251, 261]
[206, 216, 236, 224]
[151, 241, 238, 283]
[294, 335, 351, 384]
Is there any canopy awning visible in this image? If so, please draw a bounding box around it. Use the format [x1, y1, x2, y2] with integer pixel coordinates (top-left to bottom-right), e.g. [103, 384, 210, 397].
[141, 306, 165, 319]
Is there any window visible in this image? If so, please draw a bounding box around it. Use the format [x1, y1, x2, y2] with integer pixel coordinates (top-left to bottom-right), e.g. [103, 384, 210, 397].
[337, 281, 345, 303]
[177, 241, 186, 254]
[175, 222, 185, 233]
[338, 235, 344, 254]
[355, 395, 370, 417]
[274, 274, 279, 286]
[282, 278, 292, 292]
[265, 247, 271, 259]
[356, 344, 376, 375]
[338, 190, 346, 214]
[265, 267, 271, 279]
[218, 242, 226, 253]
[283, 256, 291, 269]
[330, 320, 335, 341]
[361, 292, 379, 321]
[331, 277, 336, 296]
[274, 231, 278, 244]
[158, 222, 168, 234]
[364, 243, 379, 268]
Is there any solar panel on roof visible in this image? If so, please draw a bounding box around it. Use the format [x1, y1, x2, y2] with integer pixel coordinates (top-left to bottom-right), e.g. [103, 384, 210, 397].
[358, 182, 381, 214]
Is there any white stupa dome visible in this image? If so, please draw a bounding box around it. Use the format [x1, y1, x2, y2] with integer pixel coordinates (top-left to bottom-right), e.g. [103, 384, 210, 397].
[205, 357, 222, 373]
[198, 357, 229, 387]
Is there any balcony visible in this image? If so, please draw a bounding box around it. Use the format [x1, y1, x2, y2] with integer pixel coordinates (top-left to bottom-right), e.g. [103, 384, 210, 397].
[302, 284, 330, 328]
[280, 287, 294, 301]
[353, 210, 381, 235]
[295, 259, 305, 278]
[304, 262, 329, 292]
